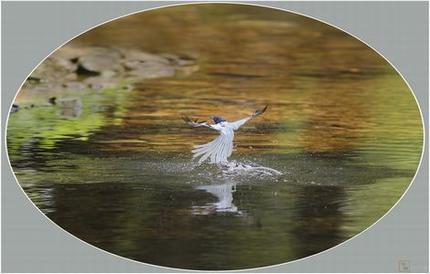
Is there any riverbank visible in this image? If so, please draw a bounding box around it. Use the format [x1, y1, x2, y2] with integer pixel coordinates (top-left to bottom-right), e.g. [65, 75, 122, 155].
[13, 46, 198, 111]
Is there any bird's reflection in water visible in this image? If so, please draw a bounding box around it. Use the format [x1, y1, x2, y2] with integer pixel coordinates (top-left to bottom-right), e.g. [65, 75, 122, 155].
[192, 182, 241, 215]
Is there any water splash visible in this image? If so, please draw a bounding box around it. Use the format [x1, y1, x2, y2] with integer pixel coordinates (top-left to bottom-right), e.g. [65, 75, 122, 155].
[220, 160, 283, 177]
[190, 160, 282, 215]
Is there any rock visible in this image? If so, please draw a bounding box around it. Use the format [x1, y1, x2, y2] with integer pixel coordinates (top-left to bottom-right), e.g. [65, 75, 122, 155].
[53, 46, 88, 61]
[121, 49, 170, 65]
[48, 97, 57, 105]
[76, 47, 123, 75]
[176, 58, 196, 66]
[175, 64, 199, 76]
[124, 60, 176, 79]
[27, 76, 42, 84]
[22, 46, 199, 94]
[100, 70, 117, 78]
[84, 76, 118, 90]
[50, 55, 77, 72]
[161, 53, 196, 66]
[30, 58, 71, 84]
[76, 64, 101, 76]
[11, 104, 19, 113]
[81, 70, 119, 90]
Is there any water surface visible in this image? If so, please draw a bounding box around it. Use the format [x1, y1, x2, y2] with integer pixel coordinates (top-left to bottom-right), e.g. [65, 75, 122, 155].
[7, 4, 423, 270]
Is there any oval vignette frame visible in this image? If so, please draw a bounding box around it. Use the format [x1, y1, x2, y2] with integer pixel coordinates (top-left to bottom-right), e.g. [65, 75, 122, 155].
[4, 2, 426, 272]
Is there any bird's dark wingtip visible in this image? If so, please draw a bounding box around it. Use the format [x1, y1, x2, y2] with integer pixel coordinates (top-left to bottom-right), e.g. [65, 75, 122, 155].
[262, 105, 268, 113]
[253, 105, 268, 117]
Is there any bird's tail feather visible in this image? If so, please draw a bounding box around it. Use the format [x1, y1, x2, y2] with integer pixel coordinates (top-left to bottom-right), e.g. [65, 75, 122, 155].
[192, 134, 232, 164]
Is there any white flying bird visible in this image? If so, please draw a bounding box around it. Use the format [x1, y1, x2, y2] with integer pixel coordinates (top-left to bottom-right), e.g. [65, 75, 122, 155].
[183, 105, 268, 164]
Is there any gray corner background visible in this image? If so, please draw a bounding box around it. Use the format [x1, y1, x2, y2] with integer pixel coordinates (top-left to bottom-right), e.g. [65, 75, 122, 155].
[1, 1, 428, 273]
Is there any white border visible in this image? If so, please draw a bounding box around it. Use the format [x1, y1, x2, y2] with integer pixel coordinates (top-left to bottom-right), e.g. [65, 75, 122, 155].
[3, 1, 427, 273]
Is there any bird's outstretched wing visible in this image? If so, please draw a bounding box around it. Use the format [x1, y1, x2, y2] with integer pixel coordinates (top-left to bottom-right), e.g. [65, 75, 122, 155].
[191, 129, 234, 164]
[230, 105, 268, 130]
[182, 116, 214, 129]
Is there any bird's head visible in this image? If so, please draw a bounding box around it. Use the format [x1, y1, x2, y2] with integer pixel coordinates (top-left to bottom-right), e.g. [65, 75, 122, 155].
[212, 116, 226, 124]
